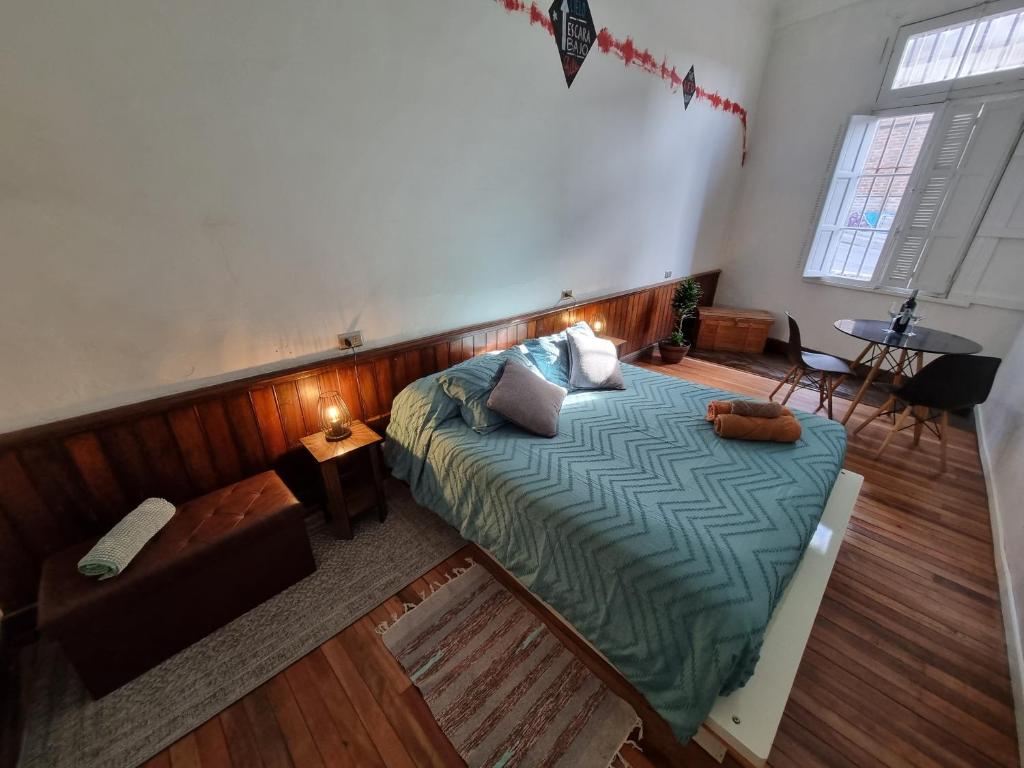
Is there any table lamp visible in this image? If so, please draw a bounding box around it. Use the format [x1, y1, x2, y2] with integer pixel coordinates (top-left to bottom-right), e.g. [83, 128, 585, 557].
[318, 391, 353, 442]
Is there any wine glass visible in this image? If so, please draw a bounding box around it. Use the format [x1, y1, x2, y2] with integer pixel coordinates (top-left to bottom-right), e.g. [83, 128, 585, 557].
[906, 314, 925, 337]
[885, 302, 902, 334]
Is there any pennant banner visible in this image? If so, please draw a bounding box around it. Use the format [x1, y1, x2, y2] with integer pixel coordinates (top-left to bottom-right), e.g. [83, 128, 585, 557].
[496, 0, 749, 164]
[549, 0, 597, 88]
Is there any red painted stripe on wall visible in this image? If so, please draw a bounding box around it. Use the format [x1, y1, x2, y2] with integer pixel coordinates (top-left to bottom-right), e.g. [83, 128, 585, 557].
[495, 0, 750, 164]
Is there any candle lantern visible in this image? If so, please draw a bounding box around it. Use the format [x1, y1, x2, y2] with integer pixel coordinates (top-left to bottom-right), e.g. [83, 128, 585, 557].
[318, 391, 353, 442]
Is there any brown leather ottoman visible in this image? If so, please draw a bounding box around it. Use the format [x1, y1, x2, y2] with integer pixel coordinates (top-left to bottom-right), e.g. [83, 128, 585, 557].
[37, 471, 316, 698]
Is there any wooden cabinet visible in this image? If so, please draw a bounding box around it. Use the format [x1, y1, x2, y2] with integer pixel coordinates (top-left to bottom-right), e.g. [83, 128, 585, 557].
[697, 307, 774, 354]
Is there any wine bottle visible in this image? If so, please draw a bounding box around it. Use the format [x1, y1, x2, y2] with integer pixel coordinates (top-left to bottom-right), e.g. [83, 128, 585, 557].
[890, 290, 918, 335]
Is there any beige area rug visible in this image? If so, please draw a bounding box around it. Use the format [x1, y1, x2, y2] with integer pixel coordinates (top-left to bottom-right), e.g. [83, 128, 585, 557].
[18, 480, 465, 768]
[382, 564, 642, 768]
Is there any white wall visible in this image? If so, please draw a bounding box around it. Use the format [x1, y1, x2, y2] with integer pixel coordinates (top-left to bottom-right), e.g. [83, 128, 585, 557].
[0, 0, 775, 432]
[719, 0, 1024, 361]
[978, 325, 1024, 762]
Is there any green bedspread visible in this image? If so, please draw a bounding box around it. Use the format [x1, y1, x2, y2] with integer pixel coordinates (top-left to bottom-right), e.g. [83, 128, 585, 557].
[385, 363, 846, 742]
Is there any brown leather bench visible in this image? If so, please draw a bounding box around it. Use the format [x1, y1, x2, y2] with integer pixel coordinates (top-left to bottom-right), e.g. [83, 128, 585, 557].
[37, 471, 315, 698]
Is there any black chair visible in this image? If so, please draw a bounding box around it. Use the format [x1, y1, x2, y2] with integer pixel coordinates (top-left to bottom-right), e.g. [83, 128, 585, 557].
[854, 354, 1001, 472]
[769, 314, 851, 419]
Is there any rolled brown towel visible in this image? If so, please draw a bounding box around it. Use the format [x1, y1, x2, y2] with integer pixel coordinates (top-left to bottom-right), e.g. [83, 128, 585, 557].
[714, 414, 802, 443]
[732, 400, 788, 419]
[706, 400, 732, 421]
[706, 400, 791, 421]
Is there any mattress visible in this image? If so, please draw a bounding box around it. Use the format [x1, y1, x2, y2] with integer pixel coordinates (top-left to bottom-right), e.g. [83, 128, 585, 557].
[384, 362, 846, 741]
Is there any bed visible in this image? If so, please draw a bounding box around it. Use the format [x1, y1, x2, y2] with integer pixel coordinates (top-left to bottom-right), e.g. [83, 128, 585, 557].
[384, 362, 848, 746]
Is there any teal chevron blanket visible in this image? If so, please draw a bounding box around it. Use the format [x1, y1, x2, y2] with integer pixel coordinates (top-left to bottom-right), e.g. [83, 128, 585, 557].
[385, 363, 846, 742]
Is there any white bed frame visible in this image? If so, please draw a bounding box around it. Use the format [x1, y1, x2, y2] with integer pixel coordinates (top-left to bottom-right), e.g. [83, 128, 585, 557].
[481, 469, 863, 767]
[698, 468, 863, 766]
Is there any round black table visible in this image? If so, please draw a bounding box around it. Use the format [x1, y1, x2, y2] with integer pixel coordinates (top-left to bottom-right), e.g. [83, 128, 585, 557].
[833, 319, 983, 425]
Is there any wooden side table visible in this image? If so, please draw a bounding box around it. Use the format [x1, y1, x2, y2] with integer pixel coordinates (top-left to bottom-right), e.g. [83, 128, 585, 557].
[300, 421, 387, 540]
[599, 335, 628, 357]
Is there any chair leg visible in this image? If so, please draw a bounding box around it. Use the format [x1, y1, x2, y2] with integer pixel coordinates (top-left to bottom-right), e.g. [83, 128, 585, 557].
[875, 405, 913, 459]
[854, 396, 895, 436]
[826, 375, 835, 421]
[913, 406, 925, 446]
[781, 368, 803, 405]
[771, 367, 796, 401]
[841, 345, 886, 426]
[816, 371, 826, 413]
[939, 410, 949, 473]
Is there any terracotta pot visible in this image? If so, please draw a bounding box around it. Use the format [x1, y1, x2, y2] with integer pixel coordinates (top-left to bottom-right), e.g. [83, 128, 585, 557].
[658, 340, 691, 364]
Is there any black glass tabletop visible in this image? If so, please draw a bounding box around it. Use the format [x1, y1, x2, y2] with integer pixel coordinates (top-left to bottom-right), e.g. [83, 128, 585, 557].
[834, 319, 983, 355]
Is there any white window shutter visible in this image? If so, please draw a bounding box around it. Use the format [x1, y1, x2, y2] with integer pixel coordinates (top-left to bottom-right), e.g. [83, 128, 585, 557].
[881, 106, 980, 290]
[804, 116, 877, 276]
[883, 96, 1024, 294]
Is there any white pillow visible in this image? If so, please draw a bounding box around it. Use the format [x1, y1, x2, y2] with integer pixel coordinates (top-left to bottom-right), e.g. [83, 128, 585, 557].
[566, 330, 626, 391]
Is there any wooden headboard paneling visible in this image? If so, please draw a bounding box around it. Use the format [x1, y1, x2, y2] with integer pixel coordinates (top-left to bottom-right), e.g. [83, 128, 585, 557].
[0, 271, 719, 612]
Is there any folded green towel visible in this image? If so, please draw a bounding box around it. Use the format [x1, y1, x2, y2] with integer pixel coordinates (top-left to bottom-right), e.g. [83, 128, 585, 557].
[77, 498, 176, 579]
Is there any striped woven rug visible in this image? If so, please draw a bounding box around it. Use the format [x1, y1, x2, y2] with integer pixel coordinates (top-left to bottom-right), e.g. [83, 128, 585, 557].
[381, 564, 641, 768]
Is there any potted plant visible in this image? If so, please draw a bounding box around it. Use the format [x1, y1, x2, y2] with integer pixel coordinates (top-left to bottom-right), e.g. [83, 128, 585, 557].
[658, 277, 703, 364]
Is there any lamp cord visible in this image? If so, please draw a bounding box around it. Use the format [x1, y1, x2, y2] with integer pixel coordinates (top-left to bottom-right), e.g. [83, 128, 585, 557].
[347, 342, 368, 422]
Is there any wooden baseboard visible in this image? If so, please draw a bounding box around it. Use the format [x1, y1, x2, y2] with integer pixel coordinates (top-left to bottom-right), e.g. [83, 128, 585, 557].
[621, 343, 657, 364]
[762, 337, 788, 357]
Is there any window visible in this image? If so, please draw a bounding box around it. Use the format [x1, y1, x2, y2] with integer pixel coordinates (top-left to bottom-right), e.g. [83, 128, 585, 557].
[892, 7, 1024, 90]
[880, 1, 1024, 105]
[805, 96, 1024, 295]
[804, 111, 934, 282]
[805, 2, 1024, 302]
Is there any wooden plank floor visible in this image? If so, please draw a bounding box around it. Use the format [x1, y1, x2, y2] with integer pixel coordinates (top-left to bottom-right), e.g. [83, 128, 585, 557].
[146, 356, 1019, 768]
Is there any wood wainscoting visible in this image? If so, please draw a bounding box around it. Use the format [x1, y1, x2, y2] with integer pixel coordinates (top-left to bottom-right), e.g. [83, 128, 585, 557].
[0, 271, 719, 614]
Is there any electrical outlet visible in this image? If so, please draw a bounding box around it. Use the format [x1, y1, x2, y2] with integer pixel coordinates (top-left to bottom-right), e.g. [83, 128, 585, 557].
[664, 270, 673, 279]
[561, 289, 574, 301]
[338, 331, 364, 350]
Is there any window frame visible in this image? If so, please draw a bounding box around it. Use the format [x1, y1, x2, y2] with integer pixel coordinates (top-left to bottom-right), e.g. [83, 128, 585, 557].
[802, 104, 945, 292]
[877, 0, 1024, 110]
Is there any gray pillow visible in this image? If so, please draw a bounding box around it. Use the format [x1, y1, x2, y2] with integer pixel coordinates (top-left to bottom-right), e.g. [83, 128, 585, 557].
[486, 360, 566, 438]
[567, 329, 626, 391]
